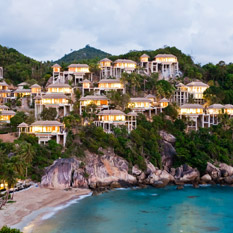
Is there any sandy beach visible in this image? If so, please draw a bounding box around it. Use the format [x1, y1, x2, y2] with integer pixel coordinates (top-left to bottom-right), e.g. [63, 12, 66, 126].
[0, 186, 91, 229]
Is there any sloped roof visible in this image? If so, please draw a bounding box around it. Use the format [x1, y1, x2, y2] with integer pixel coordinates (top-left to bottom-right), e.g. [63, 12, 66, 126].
[82, 79, 91, 83]
[0, 81, 9, 87]
[99, 79, 121, 83]
[176, 83, 186, 87]
[0, 110, 16, 116]
[208, 104, 224, 109]
[52, 64, 61, 68]
[18, 82, 29, 86]
[186, 81, 209, 87]
[114, 59, 136, 64]
[146, 94, 156, 98]
[224, 104, 233, 109]
[30, 121, 64, 127]
[42, 93, 68, 99]
[130, 97, 152, 103]
[14, 89, 31, 93]
[140, 54, 150, 58]
[0, 105, 9, 110]
[155, 54, 176, 58]
[47, 83, 71, 88]
[127, 112, 138, 116]
[180, 104, 204, 109]
[80, 95, 108, 101]
[100, 58, 112, 62]
[30, 84, 41, 88]
[68, 64, 89, 68]
[97, 110, 126, 115]
[17, 122, 29, 128]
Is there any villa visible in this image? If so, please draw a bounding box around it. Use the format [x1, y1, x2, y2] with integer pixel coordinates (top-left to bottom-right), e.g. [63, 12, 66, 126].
[18, 120, 66, 146]
[0, 81, 11, 104]
[0, 105, 15, 123]
[96, 79, 125, 94]
[30, 84, 42, 95]
[94, 109, 137, 133]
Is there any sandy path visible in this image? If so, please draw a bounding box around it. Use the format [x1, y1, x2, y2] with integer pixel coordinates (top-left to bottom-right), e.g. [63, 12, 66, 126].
[0, 186, 91, 229]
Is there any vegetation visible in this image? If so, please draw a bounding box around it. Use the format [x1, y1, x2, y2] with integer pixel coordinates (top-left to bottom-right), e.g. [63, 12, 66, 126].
[0, 226, 22, 233]
[40, 107, 57, 120]
[56, 45, 111, 64]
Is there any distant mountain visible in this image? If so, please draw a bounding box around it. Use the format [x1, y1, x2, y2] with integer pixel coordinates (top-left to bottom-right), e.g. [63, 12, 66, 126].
[55, 45, 111, 64]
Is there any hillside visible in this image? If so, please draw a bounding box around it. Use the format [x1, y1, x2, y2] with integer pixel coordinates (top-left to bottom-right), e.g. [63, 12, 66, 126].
[0, 45, 51, 85]
[55, 45, 111, 64]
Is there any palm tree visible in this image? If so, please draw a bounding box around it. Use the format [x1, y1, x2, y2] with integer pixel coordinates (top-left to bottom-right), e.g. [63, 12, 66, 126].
[18, 142, 35, 178]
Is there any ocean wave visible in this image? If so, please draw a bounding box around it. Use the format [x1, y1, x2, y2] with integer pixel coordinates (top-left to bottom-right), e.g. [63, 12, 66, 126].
[41, 192, 92, 220]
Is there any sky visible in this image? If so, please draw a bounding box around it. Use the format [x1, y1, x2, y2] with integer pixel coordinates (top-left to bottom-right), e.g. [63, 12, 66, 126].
[0, 0, 233, 64]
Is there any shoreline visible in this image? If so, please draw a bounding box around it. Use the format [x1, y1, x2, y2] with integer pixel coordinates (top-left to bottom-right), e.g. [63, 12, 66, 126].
[0, 186, 91, 231]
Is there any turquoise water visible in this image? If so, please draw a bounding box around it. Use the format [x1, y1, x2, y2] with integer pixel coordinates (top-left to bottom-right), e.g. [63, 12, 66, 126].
[25, 186, 233, 233]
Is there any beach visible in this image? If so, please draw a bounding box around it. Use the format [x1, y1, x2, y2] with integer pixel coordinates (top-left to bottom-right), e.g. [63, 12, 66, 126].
[0, 185, 91, 229]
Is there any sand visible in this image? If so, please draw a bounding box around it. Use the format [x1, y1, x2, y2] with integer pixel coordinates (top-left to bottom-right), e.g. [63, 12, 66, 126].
[0, 185, 91, 229]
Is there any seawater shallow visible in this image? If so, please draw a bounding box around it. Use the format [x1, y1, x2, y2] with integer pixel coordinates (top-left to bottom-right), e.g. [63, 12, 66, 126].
[23, 185, 233, 233]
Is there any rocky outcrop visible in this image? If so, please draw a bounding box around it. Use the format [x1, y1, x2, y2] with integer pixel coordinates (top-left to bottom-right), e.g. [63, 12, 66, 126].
[159, 131, 176, 169]
[201, 174, 212, 183]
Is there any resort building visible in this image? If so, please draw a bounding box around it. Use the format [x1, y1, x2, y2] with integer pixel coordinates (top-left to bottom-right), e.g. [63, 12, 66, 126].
[139, 54, 179, 80]
[112, 59, 137, 78]
[34, 93, 72, 119]
[79, 95, 109, 114]
[0, 81, 11, 104]
[30, 84, 42, 95]
[159, 98, 169, 108]
[224, 104, 233, 115]
[18, 121, 66, 146]
[94, 109, 137, 133]
[0, 106, 15, 123]
[173, 81, 209, 106]
[128, 97, 152, 111]
[179, 104, 204, 130]
[14, 89, 31, 98]
[47, 83, 72, 96]
[145, 94, 157, 105]
[52, 64, 63, 84]
[99, 58, 113, 79]
[96, 79, 125, 94]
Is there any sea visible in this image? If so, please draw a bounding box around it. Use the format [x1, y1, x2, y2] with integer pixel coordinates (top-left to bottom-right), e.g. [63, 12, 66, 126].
[21, 185, 233, 233]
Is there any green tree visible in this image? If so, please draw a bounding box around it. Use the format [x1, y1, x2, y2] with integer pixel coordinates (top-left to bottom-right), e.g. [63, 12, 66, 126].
[40, 108, 57, 120]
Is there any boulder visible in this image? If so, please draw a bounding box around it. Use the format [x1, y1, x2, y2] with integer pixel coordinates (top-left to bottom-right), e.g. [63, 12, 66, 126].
[206, 162, 221, 179]
[146, 161, 156, 175]
[201, 174, 212, 183]
[180, 169, 200, 182]
[219, 163, 233, 176]
[224, 176, 233, 184]
[159, 131, 176, 144]
[160, 141, 176, 169]
[152, 178, 170, 188]
[132, 165, 142, 176]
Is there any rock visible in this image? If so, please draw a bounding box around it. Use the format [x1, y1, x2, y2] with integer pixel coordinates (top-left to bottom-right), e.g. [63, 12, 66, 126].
[160, 141, 176, 169]
[224, 176, 233, 184]
[180, 169, 200, 182]
[221, 169, 229, 177]
[152, 178, 170, 188]
[201, 174, 212, 182]
[146, 161, 156, 175]
[110, 181, 121, 189]
[159, 130, 176, 144]
[170, 168, 176, 177]
[41, 158, 81, 189]
[175, 166, 183, 179]
[138, 172, 146, 183]
[219, 163, 233, 176]
[132, 165, 142, 176]
[206, 162, 221, 179]
[72, 168, 89, 188]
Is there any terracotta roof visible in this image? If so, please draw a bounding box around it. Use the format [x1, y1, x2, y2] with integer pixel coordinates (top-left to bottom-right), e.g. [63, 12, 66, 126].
[159, 98, 169, 103]
[30, 84, 41, 88]
[100, 58, 112, 62]
[140, 54, 150, 58]
[208, 104, 224, 109]
[97, 110, 126, 115]
[130, 97, 152, 103]
[114, 59, 136, 64]
[0, 110, 16, 116]
[68, 64, 89, 68]
[47, 83, 71, 88]
[80, 95, 108, 101]
[99, 79, 121, 83]
[155, 54, 176, 58]
[186, 81, 209, 87]
[30, 121, 64, 127]
[42, 93, 68, 99]
[82, 79, 91, 83]
[14, 89, 31, 93]
[180, 104, 204, 109]
[52, 64, 61, 68]
[17, 122, 29, 127]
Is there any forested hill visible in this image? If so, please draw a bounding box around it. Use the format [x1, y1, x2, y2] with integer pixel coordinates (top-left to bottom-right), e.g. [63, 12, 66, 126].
[55, 45, 111, 64]
[0, 45, 51, 85]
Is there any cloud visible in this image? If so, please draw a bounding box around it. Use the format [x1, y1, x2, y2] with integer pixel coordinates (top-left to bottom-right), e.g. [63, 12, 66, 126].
[0, 0, 233, 64]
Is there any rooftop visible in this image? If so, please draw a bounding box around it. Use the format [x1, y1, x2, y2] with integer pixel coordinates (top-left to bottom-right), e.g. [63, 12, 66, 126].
[186, 81, 209, 87]
[100, 58, 112, 62]
[47, 83, 71, 88]
[130, 97, 152, 103]
[30, 121, 64, 127]
[17, 122, 29, 128]
[97, 110, 126, 116]
[30, 84, 41, 88]
[42, 93, 68, 99]
[208, 104, 224, 109]
[180, 104, 204, 109]
[52, 64, 61, 68]
[155, 54, 176, 58]
[114, 59, 136, 64]
[68, 64, 89, 68]
[80, 95, 108, 101]
[99, 79, 122, 83]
